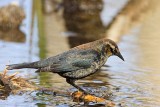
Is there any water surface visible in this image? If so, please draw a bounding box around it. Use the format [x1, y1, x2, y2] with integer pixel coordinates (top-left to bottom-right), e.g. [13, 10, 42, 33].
[1, 0, 160, 107]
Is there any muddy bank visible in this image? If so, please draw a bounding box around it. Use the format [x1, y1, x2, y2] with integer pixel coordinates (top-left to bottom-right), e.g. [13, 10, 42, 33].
[0, 4, 25, 30]
[0, 4, 25, 43]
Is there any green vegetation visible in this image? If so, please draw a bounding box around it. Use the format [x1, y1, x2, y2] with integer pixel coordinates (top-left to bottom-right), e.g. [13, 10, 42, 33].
[34, 0, 46, 59]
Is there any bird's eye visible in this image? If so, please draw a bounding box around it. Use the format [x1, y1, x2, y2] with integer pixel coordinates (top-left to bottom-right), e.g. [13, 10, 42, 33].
[110, 47, 114, 53]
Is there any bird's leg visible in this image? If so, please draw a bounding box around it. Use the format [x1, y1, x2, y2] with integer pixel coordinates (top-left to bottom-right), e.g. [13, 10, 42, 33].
[66, 78, 89, 95]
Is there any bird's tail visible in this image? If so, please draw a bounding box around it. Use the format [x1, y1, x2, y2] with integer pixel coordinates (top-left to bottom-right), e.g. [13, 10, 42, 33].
[6, 62, 39, 70]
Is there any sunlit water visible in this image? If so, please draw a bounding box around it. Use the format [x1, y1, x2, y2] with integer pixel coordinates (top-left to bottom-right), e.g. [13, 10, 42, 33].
[102, 32, 160, 107]
[0, 0, 160, 107]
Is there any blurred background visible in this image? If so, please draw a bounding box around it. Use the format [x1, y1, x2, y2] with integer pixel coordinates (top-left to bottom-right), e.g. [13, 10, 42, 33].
[0, 0, 160, 107]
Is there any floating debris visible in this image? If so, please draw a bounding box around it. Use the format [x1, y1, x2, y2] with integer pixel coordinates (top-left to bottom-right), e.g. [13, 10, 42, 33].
[0, 68, 115, 106]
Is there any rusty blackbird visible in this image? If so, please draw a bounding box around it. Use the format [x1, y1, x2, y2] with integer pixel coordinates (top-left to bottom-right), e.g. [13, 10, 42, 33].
[7, 38, 124, 94]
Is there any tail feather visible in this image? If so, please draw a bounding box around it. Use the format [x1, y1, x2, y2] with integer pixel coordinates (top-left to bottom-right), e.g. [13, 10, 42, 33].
[6, 57, 55, 70]
[6, 62, 39, 70]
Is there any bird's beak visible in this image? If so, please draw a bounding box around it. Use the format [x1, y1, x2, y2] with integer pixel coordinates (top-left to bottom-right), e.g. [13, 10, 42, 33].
[117, 52, 124, 61]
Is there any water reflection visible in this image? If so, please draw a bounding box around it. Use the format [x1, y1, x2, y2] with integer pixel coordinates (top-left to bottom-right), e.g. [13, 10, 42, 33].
[63, 0, 106, 47]
[0, 3, 25, 43]
[0, 29, 25, 43]
[136, 2, 160, 106]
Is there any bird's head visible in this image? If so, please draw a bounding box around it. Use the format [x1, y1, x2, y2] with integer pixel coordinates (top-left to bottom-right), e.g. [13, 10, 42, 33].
[104, 39, 124, 61]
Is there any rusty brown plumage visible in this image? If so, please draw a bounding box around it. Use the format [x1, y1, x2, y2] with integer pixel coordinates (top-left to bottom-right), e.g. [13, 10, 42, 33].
[6, 38, 124, 94]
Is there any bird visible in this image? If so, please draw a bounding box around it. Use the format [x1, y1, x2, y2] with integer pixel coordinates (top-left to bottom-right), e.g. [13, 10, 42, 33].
[6, 38, 124, 94]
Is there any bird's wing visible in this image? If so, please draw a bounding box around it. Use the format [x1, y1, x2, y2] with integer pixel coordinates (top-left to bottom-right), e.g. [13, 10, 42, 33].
[49, 49, 100, 73]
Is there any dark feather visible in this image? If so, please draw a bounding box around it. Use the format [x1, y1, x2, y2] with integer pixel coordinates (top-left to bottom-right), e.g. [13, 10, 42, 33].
[47, 49, 100, 73]
[6, 48, 100, 73]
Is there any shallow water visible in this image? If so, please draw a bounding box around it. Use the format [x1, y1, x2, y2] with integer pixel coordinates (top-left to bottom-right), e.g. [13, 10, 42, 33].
[102, 33, 160, 106]
[0, 0, 160, 107]
[0, 0, 39, 75]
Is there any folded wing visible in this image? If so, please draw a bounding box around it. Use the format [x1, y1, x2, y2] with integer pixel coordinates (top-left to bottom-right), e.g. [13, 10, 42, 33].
[48, 49, 100, 73]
